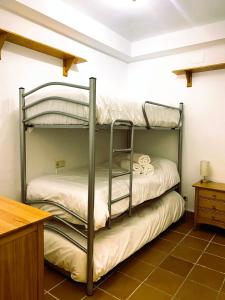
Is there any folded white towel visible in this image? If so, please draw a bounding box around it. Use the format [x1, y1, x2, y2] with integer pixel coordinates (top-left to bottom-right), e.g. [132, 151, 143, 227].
[132, 153, 151, 166]
[114, 153, 151, 166]
[142, 164, 154, 175]
[120, 160, 142, 175]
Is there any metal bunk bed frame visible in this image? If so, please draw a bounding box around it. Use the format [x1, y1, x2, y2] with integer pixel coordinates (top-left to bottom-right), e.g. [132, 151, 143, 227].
[19, 77, 183, 295]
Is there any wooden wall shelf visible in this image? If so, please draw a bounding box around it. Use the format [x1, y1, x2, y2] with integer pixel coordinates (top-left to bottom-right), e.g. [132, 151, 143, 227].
[173, 63, 225, 87]
[0, 29, 86, 76]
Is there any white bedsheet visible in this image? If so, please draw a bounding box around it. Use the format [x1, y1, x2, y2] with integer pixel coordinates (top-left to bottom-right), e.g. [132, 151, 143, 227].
[27, 157, 180, 230]
[44, 191, 185, 282]
[25, 87, 180, 127]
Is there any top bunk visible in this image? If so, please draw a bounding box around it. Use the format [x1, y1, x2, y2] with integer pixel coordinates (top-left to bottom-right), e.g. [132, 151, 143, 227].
[19, 78, 183, 130]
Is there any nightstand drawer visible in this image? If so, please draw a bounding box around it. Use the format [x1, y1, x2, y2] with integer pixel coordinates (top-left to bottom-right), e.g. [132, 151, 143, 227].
[199, 189, 225, 201]
[199, 197, 225, 212]
[198, 208, 225, 224]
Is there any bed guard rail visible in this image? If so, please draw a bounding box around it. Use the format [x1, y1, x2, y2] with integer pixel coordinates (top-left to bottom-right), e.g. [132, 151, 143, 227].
[142, 101, 183, 129]
[25, 199, 88, 225]
[25, 201, 89, 254]
[108, 119, 134, 228]
[20, 81, 90, 125]
[44, 220, 87, 253]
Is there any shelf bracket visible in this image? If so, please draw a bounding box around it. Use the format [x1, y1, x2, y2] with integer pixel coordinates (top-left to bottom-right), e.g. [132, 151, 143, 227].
[185, 70, 192, 87]
[63, 57, 77, 77]
[0, 32, 7, 59]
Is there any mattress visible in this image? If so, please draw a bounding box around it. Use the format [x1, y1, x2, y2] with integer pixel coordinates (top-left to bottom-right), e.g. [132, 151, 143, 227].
[25, 87, 180, 127]
[44, 191, 185, 282]
[27, 157, 180, 230]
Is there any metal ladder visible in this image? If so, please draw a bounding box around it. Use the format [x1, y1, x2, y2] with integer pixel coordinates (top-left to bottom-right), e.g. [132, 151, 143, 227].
[108, 119, 134, 228]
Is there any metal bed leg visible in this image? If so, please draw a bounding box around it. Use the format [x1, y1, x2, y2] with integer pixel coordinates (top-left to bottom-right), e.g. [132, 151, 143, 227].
[86, 77, 96, 296]
[107, 122, 114, 229]
[19, 87, 26, 203]
[178, 102, 183, 194]
[129, 125, 134, 216]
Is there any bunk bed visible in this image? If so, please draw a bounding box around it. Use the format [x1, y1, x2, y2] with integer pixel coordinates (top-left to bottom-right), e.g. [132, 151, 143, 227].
[19, 77, 184, 295]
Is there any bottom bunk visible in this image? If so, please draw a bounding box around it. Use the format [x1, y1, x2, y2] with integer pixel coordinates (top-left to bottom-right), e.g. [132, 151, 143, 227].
[27, 157, 180, 230]
[44, 191, 185, 283]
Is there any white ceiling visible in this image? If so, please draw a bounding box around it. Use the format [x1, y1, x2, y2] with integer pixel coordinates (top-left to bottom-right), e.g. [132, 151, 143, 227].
[64, 0, 225, 41]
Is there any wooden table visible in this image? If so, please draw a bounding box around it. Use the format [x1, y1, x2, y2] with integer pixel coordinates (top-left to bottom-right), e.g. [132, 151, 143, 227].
[0, 196, 51, 300]
[193, 181, 225, 229]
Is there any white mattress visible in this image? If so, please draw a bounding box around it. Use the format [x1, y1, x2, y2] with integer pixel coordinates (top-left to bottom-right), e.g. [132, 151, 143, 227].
[27, 157, 180, 230]
[25, 87, 180, 127]
[44, 191, 185, 282]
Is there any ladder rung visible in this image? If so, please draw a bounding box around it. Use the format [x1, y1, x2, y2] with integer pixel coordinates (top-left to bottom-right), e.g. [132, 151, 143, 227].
[111, 193, 130, 204]
[115, 123, 133, 127]
[113, 148, 132, 153]
[112, 171, 131, 178]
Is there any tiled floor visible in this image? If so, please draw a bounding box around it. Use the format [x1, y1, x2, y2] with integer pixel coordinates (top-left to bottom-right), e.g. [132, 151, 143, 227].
[44, 213, 225, 300]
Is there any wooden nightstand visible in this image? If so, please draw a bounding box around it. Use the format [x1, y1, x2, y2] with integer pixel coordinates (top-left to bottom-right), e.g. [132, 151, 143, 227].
[0, 196, 51, 300]
[193, 181, 225, 229]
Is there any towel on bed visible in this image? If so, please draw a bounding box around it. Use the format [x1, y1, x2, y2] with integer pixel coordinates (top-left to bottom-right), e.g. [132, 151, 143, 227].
[114, 153, 151, 166]
[142, 164, 154, 175]
[114, 153, 153, 175]
[120, 160, 142, 175]
[133, 153, 151, 166]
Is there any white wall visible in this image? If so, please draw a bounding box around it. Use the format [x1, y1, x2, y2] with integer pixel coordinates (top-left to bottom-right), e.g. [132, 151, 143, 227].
[0, 9, 128, 200]
[128, 42, 225, 211]
[131, 19, 225, 60]
[26, 129, 127, 180]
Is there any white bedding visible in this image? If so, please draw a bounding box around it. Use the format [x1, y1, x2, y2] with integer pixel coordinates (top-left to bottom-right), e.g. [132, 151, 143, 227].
[27, 157, 180, 230]
[25, 87, 180, 127]
[44, 191, 185, 282]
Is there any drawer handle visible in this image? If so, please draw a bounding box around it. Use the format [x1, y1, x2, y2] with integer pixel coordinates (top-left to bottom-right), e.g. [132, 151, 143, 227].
[212, 194, 216, 198]
[212, 205, 216, 210]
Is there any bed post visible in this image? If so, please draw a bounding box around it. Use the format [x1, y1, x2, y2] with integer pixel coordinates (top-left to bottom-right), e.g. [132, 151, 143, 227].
[178, 102, 183, 194]
[87, 77, 96, 296]
[19, 87, 26, 203]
